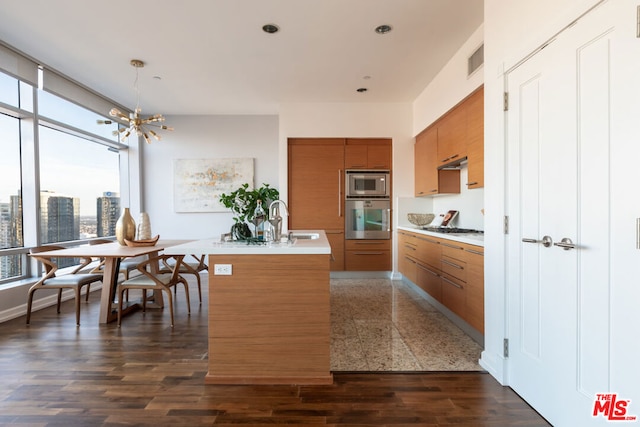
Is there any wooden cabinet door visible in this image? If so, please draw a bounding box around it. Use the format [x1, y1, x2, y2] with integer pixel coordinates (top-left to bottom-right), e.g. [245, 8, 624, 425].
[344, 145, 368, 169]
[415, 127, 459, 196]
[288, 138, 345, 230]
[416, 262, 441, 302]
[345, 239, 391, 271]
[366, 145, 391, 169]
[437, 104, 466, 166]
[326, 230, 345, 271]
[398, 231, 418, 283]
[345, 139, 392, 169]
[466, 87, 484, 189]
[416, 235, 441, 269]
[441, 273, 466, 318]
[414, 127, 438, 196]
[465, 245, 484, 333]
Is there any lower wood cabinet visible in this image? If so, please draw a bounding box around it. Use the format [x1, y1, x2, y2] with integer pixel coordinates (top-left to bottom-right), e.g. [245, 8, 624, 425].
[325, 230, 345, 271]
[397, 229, 484, 334]
[416, 262, 442, 302]
[465, 246, 484, 333]
[345, 239, 391, 271]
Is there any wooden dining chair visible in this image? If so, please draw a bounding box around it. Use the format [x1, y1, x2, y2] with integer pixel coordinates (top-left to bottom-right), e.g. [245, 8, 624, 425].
[162, 254, 207, 303]
[27, 245, 104, 326]
[117, 254, 190, 327]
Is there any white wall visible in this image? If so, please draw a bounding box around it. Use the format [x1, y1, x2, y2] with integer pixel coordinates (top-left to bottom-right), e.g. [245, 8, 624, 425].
[141, 115, 279, 240]
[482, 0, 604, 383]
[413, 24, 484, 136]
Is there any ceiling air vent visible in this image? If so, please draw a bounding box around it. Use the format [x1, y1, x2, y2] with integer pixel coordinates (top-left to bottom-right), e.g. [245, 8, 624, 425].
[468, 43, 484, 77]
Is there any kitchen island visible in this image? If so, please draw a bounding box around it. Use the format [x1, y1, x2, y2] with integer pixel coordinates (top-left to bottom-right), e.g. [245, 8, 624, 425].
[164, 230, 333, 385]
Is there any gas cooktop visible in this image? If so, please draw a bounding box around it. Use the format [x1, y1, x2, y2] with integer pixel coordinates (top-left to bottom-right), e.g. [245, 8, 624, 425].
[422, 227, 484, 234]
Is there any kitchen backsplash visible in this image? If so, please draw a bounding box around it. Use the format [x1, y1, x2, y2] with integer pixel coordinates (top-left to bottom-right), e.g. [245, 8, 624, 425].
[397, 165, 484, 231]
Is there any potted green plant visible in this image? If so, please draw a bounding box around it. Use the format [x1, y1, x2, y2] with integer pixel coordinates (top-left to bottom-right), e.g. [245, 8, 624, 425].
[219, 183, 280, 240]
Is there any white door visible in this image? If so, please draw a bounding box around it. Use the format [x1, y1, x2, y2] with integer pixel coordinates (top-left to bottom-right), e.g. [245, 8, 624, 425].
[506, 2, 640, 425]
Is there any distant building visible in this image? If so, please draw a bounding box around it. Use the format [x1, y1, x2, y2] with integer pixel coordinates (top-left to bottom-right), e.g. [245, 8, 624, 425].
[0, 195, 23, 279]
[97, 192, 120, 237]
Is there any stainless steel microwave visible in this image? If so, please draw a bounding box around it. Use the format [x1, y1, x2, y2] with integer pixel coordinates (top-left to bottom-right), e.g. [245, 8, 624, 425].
[346, 170, 390, 198]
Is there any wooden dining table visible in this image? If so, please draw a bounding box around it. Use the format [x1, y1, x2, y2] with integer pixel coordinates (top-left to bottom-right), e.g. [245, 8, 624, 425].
[30, 240, 187, 324]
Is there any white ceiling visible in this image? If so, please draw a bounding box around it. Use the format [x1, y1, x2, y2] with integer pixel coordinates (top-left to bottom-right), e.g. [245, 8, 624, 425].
[0, 0, 483, 116]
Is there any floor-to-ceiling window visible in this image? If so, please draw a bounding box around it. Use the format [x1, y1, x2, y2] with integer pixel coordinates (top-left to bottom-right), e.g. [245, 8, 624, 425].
[0, 46, 130, 285]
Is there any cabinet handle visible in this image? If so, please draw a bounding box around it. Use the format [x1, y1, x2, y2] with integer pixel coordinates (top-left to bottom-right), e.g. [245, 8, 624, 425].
[372, 165, 386, 168]
[338, 169, 342, 217]
[440, 154, 460, 163]
[417, 236, 439, 244]
[405, 256, 417, 264]
[430, 189, 438, 193]
[442, 276, 463, 289]
[441, 259, 463, 270]
[418, 191, 425, 195]
[353, 252, 385, 255]
[417, 263, 439, 277]
[440, 242, 463, 250]
[466, 181, 478, 186]
[404, 244, 417, 251]
[354, 241, 382, 245]
[465, 249, 484, 256]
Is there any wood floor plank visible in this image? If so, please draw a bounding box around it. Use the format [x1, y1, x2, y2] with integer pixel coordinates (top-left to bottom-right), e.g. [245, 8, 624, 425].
[0, 276, 550, 426]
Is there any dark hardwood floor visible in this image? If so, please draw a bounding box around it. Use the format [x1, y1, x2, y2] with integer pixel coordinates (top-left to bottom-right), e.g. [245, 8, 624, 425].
[0, 276, 550, 426]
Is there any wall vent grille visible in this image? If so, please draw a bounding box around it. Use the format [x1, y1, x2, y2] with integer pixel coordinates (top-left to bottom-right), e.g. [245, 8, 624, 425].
[468, 43, 484, 77]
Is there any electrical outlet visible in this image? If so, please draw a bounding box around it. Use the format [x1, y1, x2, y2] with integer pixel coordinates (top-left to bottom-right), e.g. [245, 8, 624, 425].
[213, 264, 232, 275]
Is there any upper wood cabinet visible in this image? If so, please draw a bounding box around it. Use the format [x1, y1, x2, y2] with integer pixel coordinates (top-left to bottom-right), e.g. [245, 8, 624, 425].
[414, 85, 484, 194]
[345, 138, 392, 169]
[415, 126, 460, 196]
[465, 87, 484, 189]
[288, 138, 345, 231]
[436, 104, 467, 166]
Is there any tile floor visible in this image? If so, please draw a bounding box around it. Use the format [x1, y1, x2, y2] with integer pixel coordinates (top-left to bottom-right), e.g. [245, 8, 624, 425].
[330, 278, 484, 371]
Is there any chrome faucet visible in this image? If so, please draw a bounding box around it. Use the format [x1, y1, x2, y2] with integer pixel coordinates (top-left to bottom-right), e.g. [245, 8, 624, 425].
[268, 200, 289, 241]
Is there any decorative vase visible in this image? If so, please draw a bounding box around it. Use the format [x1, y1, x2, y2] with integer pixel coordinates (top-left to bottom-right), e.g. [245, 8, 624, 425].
[137, 212, 152, 240]
[115, 208, 136, 245]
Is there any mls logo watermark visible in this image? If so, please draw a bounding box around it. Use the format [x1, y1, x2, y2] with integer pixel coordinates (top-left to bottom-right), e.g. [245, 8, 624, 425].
[593, 393, 637, 421]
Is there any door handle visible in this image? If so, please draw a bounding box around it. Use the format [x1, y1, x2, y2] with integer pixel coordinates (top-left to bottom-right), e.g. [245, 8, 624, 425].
[553, 237, 575, 250]
[522, 236, 553, 247]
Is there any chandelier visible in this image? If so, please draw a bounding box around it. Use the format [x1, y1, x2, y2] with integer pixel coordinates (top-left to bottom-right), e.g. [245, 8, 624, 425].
[101, 59, 173, 144]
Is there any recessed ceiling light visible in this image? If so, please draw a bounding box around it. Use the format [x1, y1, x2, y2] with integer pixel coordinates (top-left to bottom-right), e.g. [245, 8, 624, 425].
[356, 88, 368, 93]
[374, 24, 392, 35]
[262, 24, 280, 34]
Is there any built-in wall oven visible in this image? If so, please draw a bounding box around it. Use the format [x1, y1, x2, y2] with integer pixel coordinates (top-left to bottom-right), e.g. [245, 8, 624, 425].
[345, 170, 391, 240]
[345, 199, 391, 239]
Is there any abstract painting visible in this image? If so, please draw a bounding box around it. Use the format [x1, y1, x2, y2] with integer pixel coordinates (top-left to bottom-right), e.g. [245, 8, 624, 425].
[173, 158, 254, 212]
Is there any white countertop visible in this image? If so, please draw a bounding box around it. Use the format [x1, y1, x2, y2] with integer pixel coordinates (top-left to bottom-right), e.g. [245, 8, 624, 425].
[397, 225, 484, 247]
[164, 229, 332, 255]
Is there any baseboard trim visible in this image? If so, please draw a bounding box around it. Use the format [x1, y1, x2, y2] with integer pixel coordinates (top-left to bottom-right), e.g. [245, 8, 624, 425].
[0, 284, 103, 324]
